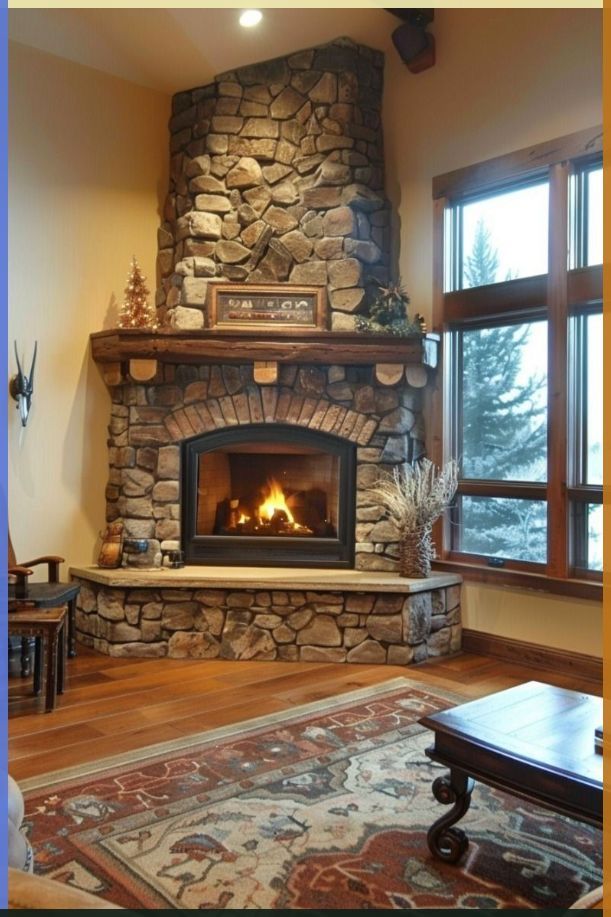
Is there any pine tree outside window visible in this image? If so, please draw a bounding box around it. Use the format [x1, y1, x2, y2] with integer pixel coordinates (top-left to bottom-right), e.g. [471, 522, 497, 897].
[430, 127, 602, 598]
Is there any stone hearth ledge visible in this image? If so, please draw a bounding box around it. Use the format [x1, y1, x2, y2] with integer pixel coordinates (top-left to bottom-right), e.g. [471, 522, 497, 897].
[70, 566, 461, 594]
[70, 566, 462, 665]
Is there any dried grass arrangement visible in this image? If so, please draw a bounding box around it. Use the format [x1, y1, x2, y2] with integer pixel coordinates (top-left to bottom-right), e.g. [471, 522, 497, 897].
[368, 458, 458, 578]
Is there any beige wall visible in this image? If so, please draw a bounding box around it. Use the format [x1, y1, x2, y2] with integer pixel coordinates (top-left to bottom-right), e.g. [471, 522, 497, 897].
[8, 42, 169, 568]
[381, 8, 602, 656]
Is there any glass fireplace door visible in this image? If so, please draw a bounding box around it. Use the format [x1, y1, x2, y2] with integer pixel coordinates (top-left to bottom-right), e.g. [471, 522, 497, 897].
[181, 424, 356, 568]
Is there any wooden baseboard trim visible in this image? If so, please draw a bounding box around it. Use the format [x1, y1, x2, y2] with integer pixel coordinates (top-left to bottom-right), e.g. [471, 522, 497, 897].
[462, 628, 602, 684]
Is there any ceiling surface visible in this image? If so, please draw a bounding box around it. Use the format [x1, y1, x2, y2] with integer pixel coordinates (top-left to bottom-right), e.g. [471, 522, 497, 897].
[9, 8, 398, 95]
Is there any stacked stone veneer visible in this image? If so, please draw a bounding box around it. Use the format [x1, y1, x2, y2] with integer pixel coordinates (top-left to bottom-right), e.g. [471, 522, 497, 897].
[74, 580, 461, 662]
[105, 361, 428, 570]
[88, 37, 464, 666]
[157, 38, 390, 330]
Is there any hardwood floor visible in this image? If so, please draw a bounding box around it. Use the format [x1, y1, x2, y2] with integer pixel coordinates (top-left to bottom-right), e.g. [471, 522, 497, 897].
[8, 645, 601, 783]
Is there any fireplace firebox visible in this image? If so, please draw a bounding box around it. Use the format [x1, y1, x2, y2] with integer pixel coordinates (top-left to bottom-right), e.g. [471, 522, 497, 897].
[181, 424, 356, 567]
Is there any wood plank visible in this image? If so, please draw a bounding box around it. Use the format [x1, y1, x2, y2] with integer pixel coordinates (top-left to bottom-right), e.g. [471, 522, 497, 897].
[275, 666, 411, 706]
[432, 559, 602, 601]
[426, 199, 446, 560]
[433, 125, 602, 200]
[90, 667, 370, 735]
[7, 663, 333, 736]
[567, 265, 603, 304]
[52, 659, 288, 705]
[546, 161, 570, 578]
[8, 685, 183, 737]
[442, 275, 546, 323]
[431, 196, 446, 332]
[457, 481, 546, 500]
[90, 329, 434, 368]
[9, 723, 106, 759]
[462, 628, 602, 684]
[10, 724, 189, 781]
[173, 698, 293, 734]
[8, 646, 601, 783]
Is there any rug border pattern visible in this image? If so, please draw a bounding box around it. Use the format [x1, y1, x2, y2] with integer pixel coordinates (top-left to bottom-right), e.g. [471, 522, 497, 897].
[20, 676, 464, 794]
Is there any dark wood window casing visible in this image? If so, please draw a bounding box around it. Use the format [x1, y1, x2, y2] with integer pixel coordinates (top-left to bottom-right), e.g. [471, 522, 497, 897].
[429, 126, 602, 600]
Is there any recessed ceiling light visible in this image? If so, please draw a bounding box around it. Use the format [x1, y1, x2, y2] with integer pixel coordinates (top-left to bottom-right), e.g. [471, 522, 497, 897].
[239, 9, 263, 28]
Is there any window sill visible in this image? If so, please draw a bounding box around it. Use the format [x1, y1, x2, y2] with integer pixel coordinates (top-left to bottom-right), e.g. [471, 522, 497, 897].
[431, 560, 602, 601]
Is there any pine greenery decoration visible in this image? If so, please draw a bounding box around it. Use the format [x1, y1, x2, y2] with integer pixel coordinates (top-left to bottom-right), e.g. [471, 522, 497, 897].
[356, 277, 426, 337]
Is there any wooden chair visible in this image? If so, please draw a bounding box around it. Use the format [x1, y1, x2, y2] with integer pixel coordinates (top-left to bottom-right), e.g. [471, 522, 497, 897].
[8, 533, 80, 672]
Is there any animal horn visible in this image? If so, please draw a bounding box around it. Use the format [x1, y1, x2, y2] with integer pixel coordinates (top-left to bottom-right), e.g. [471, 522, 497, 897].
[14, 341, 24, 385]
[28, 341, 38, 388]
[9, 341, 37, 427]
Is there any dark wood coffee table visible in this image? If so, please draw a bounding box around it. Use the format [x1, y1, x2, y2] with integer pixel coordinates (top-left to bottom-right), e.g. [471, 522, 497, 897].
[419, 681, 602, 863]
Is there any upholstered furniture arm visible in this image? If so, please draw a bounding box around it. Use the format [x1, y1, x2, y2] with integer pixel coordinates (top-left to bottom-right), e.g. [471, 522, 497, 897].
[568, 885, 603, 909]
[8, 868, 123, 909]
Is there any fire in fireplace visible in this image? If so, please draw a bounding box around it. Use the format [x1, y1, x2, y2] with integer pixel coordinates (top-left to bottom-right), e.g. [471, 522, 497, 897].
[200, 444, 338, 539]
[181, 424, 356, 567]
[239, 476, 317, 537]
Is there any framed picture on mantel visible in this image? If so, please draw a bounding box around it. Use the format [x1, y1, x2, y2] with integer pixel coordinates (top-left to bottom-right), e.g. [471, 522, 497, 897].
[207, 282, 327, 332]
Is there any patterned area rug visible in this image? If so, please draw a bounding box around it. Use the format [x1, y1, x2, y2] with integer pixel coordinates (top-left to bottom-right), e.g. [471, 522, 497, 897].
[22, 677, 601, 909]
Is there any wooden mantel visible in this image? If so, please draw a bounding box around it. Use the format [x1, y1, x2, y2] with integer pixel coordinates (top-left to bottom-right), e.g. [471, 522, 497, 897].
[90, 328, 440, 385]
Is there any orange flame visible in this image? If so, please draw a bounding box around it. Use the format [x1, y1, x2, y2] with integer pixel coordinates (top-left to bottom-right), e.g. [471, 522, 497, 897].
[258, 478, 294, 524]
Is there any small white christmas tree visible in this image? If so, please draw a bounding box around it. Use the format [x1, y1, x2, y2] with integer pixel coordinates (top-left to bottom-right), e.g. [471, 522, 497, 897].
[118, 257, 158, 330]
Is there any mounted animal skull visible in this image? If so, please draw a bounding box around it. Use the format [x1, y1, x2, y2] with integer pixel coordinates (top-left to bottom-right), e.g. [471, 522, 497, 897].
[9, 341, 37, 427]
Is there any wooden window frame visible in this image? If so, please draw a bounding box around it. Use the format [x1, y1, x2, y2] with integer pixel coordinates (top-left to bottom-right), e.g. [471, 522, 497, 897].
[430, 126, 602, 600]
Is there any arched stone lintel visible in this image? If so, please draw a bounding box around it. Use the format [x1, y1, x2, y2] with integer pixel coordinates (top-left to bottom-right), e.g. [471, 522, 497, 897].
[164, 387, 379, 445]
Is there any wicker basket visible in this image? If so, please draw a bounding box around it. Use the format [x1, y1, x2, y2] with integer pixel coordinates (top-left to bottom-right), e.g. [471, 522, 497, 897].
[399, 527, 433, 578]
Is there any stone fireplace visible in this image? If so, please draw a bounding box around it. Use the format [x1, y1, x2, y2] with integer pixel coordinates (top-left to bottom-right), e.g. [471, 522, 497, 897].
[71, 36, 462, 664]
[100, 358, 428, 572]
[72, 353, 461, 663]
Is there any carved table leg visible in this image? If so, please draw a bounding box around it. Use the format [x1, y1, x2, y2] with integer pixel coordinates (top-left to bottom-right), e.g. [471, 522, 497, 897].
[427, 770, 474, 863]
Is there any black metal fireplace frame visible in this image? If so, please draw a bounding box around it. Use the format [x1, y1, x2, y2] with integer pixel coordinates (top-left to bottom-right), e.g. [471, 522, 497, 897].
[181, 423, 356, 568]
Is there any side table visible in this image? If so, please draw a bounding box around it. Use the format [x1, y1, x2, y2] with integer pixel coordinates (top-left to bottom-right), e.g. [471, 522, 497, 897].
[8, 606, 68, 713]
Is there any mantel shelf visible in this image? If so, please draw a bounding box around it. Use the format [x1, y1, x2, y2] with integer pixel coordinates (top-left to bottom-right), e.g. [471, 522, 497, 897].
[90, 328, 439, 370]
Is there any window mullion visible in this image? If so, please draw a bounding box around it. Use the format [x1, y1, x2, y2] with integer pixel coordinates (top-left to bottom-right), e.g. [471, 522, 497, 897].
[430, 196, 449, 557]
[546, 162, 570, 578]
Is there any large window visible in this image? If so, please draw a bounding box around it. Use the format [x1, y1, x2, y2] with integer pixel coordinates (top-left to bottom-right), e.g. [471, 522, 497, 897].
[432, 127, 602, 597]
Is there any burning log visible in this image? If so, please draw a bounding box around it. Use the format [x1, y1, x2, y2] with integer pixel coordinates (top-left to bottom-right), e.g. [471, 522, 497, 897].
[214, 477, 333, 537]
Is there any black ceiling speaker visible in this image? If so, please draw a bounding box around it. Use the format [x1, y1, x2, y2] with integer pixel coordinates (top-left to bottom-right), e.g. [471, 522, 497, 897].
[385, 9, 435, 74]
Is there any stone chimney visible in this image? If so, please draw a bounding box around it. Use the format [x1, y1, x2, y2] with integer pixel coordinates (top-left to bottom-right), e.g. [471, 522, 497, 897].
[156, 38, 392, 332]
